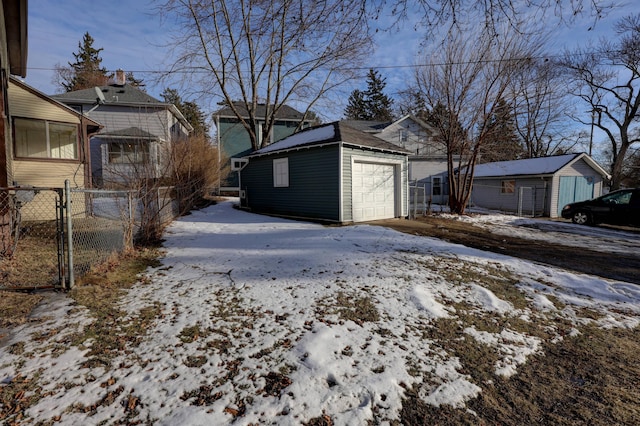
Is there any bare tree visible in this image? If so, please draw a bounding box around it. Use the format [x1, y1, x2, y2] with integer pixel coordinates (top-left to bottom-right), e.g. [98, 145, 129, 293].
[413, 24, 544, 214]
[562, 13, 640, 190]
[158, 0, 372, 151]
[509, 58, 577, 158]
[382, 0, 615, 35]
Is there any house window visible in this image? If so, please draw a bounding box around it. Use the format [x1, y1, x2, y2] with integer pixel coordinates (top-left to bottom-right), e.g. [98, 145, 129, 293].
[108, 142, 150, 164]
[14, 117, 78, 159]
[400, 130, 408, 143]
[501, 180, 515, 194]
[433, 177, 442, 196]
[273, 158, 289, 187]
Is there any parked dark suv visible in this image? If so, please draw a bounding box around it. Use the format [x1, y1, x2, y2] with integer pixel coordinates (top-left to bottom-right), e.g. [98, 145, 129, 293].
[561, 188, 640, 226]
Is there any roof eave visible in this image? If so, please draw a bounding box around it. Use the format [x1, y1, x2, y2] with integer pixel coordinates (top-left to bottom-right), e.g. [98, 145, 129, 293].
[5, 0, 28, 77]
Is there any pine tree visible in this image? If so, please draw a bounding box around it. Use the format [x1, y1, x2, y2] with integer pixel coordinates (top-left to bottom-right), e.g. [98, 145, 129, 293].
[479, 98, 524, 163]
[344, 69, 394, 121]
[364, 69, 394, 121]
[344, 89, 367, 120]
[126, 71, 145, 90]
[58, 32, 112, 92]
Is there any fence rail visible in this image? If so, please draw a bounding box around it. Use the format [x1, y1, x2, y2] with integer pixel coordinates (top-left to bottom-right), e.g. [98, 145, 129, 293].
[0, 182, 180, 291]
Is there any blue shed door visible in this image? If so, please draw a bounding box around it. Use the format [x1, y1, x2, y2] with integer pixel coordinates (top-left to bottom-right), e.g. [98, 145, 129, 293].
[558, 176, 594, 216]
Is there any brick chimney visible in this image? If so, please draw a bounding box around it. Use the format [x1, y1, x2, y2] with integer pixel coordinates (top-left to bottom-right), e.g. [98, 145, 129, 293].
[114, 69, 126, 86]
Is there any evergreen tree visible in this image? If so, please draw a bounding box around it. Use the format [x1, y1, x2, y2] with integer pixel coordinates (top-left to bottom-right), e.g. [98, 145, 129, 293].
[57, 32, 112, 92]
[162, 88, 210, 137]
[344, 69, 394, 121]
[126, 71, 145, 90]
[479, 98, 524, 163]
[344, 89, 367, 120]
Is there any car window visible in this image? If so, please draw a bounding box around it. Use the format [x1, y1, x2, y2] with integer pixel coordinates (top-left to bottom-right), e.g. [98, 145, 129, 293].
[602, 190, 632, 205]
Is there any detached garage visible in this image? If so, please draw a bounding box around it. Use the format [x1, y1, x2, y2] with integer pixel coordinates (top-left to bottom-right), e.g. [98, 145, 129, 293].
[470, 153, 611, 217]
[238, 121, 410, 223]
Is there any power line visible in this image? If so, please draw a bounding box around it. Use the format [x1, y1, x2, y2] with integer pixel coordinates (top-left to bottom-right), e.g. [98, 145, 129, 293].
[26, 48, 625, 75]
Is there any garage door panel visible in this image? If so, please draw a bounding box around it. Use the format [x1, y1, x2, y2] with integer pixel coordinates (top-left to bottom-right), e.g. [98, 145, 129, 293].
[352, 161, 397, 222]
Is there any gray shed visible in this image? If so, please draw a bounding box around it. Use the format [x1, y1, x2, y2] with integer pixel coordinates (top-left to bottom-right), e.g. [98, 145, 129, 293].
[239, 121, 410, 223]
[470, 153, 610, 217]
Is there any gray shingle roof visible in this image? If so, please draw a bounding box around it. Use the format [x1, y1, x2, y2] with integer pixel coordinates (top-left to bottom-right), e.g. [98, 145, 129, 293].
[51, 84, 163, 105]
[250, 121, 410, 156]
[99, 127, 157, 139]
[214, 102, 308, 121]
[341, 120, 391, 132]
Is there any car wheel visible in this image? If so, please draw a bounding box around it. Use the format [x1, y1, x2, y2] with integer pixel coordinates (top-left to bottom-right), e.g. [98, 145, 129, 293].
[572, 211, 592, 225]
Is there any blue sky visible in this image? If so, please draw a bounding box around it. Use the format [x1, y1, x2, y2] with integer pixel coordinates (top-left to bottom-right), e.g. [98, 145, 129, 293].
[22, 0, 638, 121]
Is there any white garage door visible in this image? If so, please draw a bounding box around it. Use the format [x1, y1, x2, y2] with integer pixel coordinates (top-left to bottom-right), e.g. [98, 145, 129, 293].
[352, 161, 396, 222]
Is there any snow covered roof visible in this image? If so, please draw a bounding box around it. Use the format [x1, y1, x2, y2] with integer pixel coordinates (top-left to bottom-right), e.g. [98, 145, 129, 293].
[473, 153, 610, 179]
[248, 121, 410, 157]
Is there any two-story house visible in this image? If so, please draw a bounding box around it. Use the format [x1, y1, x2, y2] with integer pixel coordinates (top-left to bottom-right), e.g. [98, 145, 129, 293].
[214, 102, 315, 193]
[343, 115, 449, 205]
[52, 71, 193, 188]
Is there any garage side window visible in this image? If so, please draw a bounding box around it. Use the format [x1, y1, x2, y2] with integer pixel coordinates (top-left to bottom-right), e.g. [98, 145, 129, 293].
[273, 158, 289, 187]
[501, 180, 515, 194]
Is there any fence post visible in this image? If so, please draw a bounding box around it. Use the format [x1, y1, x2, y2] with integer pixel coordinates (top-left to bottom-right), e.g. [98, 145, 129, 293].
[65, 180, 75, 290]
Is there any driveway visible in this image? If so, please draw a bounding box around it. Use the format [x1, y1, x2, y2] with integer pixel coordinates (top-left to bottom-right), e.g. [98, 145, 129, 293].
[371, 214, 640, 284]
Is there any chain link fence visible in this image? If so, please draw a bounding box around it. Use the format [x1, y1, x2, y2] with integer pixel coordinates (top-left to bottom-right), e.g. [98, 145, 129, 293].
[1, 182, 180, 291]
[0, 187, 65, 290]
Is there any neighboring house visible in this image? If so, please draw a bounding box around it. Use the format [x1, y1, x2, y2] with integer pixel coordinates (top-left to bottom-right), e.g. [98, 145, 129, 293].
[52, 71, 193, 188]
[1, 0, 28, 190]
[469, 153, 610, 217]
[214, 102, 315, 192]
[239, 121, 410, 223]
[343, 115, 449, 204]
[9, 77, 101, 189]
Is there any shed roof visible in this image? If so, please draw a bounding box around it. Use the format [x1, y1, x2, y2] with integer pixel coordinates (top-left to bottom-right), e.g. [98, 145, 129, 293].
[99, 127, 158, 140]
[473, 153, 610, 179]
[248, 121, 410, 157]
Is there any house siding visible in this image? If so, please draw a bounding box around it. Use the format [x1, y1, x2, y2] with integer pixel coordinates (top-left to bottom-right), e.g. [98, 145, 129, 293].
[472, 177, 550, 216]
[9, 83, 82, 124]
[341, 146, 408, 222]
[218, 118, 302, 190]
[13, 160, 85, 189]
[87, 105, 171, 140]
[242, 146, 341, 221]
[8, 81, 87, 189]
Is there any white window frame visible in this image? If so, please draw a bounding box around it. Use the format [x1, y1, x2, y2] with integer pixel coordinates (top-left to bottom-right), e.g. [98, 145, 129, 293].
[14, 117, 79, 160]
[273, 158, 289, 187]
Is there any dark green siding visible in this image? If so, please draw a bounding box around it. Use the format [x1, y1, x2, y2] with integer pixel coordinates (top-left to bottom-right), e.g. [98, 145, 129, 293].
[242, 146, 341, 221]
[218, 119, 301, 188]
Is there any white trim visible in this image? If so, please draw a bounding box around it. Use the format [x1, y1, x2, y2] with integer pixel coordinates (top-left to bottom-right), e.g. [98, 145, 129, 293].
[338, 144, 344, 223]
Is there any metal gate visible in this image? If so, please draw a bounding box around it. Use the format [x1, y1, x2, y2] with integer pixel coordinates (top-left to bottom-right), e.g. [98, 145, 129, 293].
[0, 187, 66, 290]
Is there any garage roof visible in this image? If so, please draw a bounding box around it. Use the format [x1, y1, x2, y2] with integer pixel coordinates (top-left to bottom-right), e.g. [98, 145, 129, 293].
[473, 153, 610, 179]
[249, 121, 410, 157]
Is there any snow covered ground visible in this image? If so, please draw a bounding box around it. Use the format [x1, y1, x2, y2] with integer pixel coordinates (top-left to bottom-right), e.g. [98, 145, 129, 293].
[1, 199, 639, 425]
